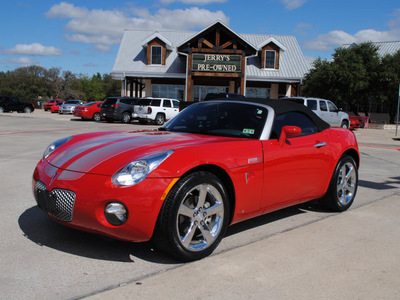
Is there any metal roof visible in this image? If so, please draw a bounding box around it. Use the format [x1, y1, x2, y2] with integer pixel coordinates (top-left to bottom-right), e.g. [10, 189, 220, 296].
[112, 27, 310, 82]
[343, 41, 400, 57]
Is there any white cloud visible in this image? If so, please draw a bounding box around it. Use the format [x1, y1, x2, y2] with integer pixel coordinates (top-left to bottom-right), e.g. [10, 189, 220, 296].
[4, 43, 63, 56]
[45, 2, 88, 19]
[304, 10, 400, 51]
[46, 3, 229, 53]
[280, 0, 308, 10]
[1, 57, 40, 66]
[160, 0, 227, 4]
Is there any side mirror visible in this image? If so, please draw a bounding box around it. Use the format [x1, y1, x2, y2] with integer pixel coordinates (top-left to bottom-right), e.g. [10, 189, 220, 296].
[279, 126, 301, 147]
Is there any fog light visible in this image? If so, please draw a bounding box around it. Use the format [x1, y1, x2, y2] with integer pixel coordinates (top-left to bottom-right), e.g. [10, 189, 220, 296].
[105, 203, 128, 226]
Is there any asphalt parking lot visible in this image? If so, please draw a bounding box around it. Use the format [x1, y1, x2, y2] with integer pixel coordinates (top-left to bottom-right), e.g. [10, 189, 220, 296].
[1, 110, 399, 300]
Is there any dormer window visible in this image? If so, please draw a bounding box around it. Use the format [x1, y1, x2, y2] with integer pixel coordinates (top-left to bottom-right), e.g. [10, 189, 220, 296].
[151, 46, 162, 65]
[265, 50, 276, 69]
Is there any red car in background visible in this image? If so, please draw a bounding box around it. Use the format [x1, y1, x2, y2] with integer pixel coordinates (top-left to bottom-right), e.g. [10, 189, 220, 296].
[349, 116, 361, 130]
[51, 103, 62, 113]
[43, 99, 64, 111]
[73, 101, 103, 121]
[33, 99, 359, 261]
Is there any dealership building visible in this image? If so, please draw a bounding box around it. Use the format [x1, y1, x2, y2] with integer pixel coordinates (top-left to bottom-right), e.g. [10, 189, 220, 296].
[112, 21, 310, 101]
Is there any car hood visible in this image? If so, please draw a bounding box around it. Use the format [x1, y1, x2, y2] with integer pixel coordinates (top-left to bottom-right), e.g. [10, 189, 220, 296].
[45, 130, 252, 176]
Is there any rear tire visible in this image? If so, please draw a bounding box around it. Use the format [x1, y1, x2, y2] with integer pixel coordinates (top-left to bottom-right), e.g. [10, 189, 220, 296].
[0, 106, 4, 113]
[155, 113, 165, 125]
[341, 121, 348, 129]
[320, 155, 358, 211]
[93, 112, 101, 122]
[121, 112, 131, 123]
[153, 171, 230, 261]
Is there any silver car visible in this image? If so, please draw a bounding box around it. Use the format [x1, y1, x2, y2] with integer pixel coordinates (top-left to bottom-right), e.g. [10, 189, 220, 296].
[59, 100, 84, 114]
[281, 97, 350, 128]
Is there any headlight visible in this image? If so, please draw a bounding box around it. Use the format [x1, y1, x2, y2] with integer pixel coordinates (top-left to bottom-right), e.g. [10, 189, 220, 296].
[112, 150, 174, 186]
[43, 136, 72, 159]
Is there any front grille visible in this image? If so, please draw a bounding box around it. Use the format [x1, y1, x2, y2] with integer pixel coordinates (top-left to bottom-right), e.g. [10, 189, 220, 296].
[34, 181, 75, 222]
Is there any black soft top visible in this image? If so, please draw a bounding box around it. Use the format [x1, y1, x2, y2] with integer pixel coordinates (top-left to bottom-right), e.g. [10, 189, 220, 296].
[214, 98, 331, 132]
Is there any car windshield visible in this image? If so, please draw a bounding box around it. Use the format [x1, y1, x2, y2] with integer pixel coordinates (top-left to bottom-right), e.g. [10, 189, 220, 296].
[65, 100, 81, 104]
[84, 102, 97, 107]
[162, 101, 267, 139]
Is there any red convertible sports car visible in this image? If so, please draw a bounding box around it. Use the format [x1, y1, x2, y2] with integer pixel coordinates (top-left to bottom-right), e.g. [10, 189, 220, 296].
[33, 99, 359, 261]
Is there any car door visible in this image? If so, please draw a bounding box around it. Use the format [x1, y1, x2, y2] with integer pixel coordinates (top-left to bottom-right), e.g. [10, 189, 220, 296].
[327, 100, 341, 126]
[261, 111, 332, 209]
[162, 99, 174, 120]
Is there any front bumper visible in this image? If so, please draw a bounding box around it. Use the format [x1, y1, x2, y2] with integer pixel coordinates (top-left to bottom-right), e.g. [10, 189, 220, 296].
[33, 159, 177, 242]
[60, 107, 75, 114]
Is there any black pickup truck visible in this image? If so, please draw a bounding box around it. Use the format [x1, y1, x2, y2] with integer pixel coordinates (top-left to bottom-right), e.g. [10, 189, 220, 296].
[0, 96, 34, 113]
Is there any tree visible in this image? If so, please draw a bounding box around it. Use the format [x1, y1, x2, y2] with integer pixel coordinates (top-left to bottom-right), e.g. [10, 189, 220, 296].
[379, 51, 400, 123]
[303, 42, 381, 115]
[0, 65, 121, 105]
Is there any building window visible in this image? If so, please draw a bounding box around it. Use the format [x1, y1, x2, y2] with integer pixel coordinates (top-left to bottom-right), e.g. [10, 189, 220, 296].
[152, 84, 184, 100]
[193, 86, 227, 101]
[246, 87, 270, 99]
[151, 46, 162, 65]
[265, 50, 276, 69]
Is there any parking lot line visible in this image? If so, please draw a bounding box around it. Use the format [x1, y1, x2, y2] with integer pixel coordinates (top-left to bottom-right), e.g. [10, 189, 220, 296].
[359, 145, 400, 151]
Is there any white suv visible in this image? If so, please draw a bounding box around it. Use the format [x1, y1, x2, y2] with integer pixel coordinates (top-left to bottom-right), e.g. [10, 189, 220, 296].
[281, 97, 350, 128]
[134, 97, 180, 125]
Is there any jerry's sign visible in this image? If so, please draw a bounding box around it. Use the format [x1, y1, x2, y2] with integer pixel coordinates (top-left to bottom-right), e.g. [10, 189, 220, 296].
[192, 54, 241, 73]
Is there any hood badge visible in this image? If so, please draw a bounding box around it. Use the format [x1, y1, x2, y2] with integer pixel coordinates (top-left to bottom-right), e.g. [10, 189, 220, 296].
[50, 171, 59, 185]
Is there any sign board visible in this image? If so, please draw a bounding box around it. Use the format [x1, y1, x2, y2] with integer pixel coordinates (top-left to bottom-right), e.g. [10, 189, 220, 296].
[192, 54, 241, 73]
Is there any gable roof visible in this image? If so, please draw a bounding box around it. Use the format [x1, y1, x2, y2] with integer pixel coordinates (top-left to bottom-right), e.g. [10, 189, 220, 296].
[112, 24, 310, 82]
[177, 20, 258, 55]
[257, 37, 287, 51]
[141, 32, 173, 50]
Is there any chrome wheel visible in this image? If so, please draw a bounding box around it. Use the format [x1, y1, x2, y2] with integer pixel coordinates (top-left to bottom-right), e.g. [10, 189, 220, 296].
[321, 155, 358, 211]
[0, 106, 4, 113]
[155, 114, 165, 125]
[122, 112, 131, 123]
[154, 171, 229, 261]
[93, 112, 101, 122]
[176, 184, 224, 252]
[336, 162, 356, 205]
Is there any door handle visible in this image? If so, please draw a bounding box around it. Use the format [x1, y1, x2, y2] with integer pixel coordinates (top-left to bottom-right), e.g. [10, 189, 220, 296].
[314, 142, 327, 148]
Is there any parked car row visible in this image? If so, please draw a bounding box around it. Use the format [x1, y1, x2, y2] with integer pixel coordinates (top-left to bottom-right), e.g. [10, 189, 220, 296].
[100, 97, 181, 125]
[42, 97, 182, 125]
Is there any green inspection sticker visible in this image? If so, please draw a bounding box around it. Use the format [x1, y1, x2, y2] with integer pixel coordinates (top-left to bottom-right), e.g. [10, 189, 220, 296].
[243, 128, 255, 135]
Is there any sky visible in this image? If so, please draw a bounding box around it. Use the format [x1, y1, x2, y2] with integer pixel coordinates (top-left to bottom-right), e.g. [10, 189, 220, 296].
[1, 0, 400, 76]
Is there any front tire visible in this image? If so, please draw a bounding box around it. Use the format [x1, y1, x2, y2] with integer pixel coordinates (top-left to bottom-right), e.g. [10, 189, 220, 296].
[341, 120, 349, 129]
[0, 106, 4, 113]
[154, 171, 230, 261]
[321, 155, 358, 211]
[24, 107, 32, 113]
